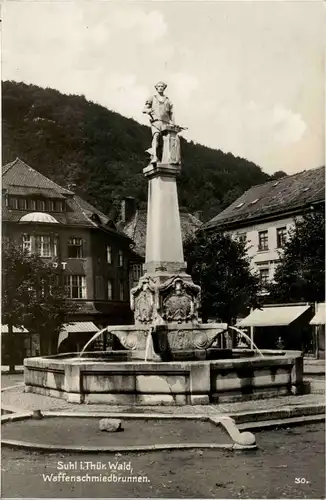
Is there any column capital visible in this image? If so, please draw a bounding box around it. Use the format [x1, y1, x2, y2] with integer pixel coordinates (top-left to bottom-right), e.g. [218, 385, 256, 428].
[143, 163, 181, 179]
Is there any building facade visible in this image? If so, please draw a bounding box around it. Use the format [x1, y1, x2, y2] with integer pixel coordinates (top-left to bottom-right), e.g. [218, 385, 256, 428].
[205, 166, 325, 288]
[2, 158, 134, 359]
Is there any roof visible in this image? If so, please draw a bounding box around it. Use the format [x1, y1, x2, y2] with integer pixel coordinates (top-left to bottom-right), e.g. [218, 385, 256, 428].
[206, 166, 325, 230]
[2, 158, 73, 196]
[2, 325, 29, 333]
[236, 305, 311, 327]
[2, 158, 129, 238]
[61, 321, 99, 333]
[118, 208, 203, 258]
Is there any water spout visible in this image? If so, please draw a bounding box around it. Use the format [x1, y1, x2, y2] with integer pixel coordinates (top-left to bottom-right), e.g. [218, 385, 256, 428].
[144, 328, 154, 362]
[79, 326, 109, 357]
[229, 325, 264, 357]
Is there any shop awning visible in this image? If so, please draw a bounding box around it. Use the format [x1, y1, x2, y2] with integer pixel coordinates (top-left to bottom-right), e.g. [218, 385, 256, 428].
[236, 305, 311, 328]
[310, 303, 326, 325]
[1, 325, 29, 333]
[57, 321, 99, 348]
[61, 322, 99, 334]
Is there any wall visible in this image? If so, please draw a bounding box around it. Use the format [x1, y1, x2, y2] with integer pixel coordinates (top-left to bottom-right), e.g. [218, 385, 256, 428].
[228, 215, 296, 281]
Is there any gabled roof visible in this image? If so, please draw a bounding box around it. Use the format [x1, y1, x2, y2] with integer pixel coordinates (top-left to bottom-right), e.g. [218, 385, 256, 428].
[2, 158, 73, 196]
[2, 158, 129, 238]
[118, 208, 202, 258]
[205, 166, 325, 230]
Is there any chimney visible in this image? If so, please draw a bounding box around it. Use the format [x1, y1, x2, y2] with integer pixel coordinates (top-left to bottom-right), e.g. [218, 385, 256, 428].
[194, 211, 203, 222]
[120, 197, 137, 224]
[67, 183, 77, 192]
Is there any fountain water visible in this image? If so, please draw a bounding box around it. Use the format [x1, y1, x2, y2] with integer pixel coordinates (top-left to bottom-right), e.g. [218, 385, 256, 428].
[24, 81, 304, 405]
[228, 326, 264, 357]
[79, 326, 109, 357]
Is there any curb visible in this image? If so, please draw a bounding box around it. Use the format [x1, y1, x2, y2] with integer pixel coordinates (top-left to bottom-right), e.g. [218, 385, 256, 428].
[1, 439, 254, 453]
[1, 411, 257, 452]
[1, 383, 25, 392]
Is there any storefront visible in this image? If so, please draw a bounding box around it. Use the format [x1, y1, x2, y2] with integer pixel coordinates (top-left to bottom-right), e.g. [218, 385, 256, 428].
[236, 304, 313, 351]
[310, 303, 325, 359]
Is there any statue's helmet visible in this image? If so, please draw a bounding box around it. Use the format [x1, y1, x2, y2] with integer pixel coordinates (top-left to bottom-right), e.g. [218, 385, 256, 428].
[155, 81, 167, 90]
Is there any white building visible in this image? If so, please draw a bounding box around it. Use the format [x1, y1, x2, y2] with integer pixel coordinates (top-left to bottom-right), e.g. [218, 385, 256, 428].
[205, 166, 325, 288]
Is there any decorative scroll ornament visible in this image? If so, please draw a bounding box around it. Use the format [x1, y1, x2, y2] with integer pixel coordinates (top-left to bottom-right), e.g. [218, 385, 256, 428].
[130, 276, 156, 324]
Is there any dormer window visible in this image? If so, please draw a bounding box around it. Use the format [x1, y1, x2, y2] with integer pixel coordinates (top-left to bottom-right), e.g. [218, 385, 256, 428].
[9, 197, 18, 209]
[38, 200, 45, 211]
[28, 199, 36, 210]
[249, 198, 259, 205]
[235, 202, 244, 209]
[19, 198, 27, 210]
[55, 201, 63, 212]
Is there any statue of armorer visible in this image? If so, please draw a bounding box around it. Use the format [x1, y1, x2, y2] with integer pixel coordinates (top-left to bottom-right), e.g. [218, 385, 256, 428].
[143, 81, 182, 165]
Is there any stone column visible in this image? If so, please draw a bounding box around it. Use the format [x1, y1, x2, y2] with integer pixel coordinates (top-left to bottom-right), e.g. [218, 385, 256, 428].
[143, 162, 187, 281]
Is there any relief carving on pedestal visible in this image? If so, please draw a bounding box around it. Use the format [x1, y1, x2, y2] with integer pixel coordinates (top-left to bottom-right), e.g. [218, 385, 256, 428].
[130, 276, 156, 324]
[158, 276, 201, 323]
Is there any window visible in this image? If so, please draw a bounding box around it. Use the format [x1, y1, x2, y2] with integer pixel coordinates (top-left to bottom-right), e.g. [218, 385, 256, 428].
[48, 200, 54, 212]
[65, 275, 87, 299]
[107, 280, 113, 300]
[132, 264, 143, 282]
[55, 201, 63, 212]
[258, 230, 268, 251]
[22, 234, 32, 254]
[118, 250, 124, 267]
[68, 237, 83, 258]
[9, 197, 18, 209]
[238, 232, 247, 243]
[19, 198, 27, 210]
[35, 235, 52, 257]
[249, 198, 259, 205]
[28, 199, 36, 210]
[119, 280, 124, 301]
[107, 245, 112, 264]
[259, 268, 269, 287]
[276, 227, 287, 248]
[38, 200, 45, 211]
[235, 202, 244, 209]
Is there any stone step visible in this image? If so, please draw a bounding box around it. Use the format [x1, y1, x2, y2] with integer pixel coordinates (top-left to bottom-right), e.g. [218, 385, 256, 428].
[304, 360, 325, 376]
[229, 403, 325, 425]
[303, 378, 325, 394]
[238, 413, 325, 431]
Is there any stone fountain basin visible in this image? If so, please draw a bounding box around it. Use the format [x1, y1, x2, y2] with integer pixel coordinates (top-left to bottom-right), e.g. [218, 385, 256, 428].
[24, 350, 303, 405]
[109, 322, 228, 355]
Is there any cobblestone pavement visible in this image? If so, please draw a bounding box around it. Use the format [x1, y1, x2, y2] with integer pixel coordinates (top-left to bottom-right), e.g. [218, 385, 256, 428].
[1, 383, 324, 415]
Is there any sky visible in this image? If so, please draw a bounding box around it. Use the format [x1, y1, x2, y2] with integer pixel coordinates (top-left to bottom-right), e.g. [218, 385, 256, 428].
[1, 0, 325, 175]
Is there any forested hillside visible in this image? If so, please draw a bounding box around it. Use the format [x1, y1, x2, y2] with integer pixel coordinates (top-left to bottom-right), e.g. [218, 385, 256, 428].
[2, 81, 270, 221]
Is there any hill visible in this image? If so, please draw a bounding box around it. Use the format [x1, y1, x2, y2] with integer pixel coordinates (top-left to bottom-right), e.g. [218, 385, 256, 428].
[2, 81, 270, 221]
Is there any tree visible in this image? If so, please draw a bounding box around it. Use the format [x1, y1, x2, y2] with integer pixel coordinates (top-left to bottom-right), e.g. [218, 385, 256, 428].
[184, 230, 262, 324]
[270, 170, 287, 180]
[2, 243, 78, 371]
[269, 210, 325, 303]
